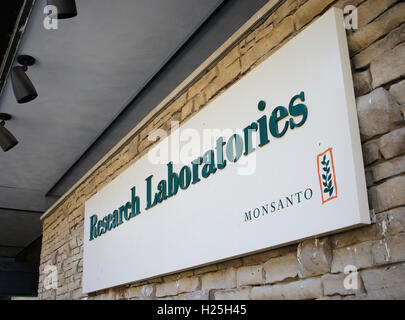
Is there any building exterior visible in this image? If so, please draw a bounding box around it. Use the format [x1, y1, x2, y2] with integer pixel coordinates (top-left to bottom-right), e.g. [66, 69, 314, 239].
[36, 0, 405, 300]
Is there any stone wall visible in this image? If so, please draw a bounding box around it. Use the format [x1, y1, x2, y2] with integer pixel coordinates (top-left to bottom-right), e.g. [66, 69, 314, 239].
[38, 0, 405, 300]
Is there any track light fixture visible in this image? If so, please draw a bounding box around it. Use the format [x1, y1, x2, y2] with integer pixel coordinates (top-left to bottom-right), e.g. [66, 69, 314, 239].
[11, 55, 38, 104]
[0, 113, 18, 152]
[47, 0, 77, 19]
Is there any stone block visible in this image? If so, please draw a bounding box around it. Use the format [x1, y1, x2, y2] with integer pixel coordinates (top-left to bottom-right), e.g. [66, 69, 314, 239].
[390, 80, 405, 105]
[255, 23, 274, 42]
[365, 168, 374, 187]
[250, 284, 282, 300]
[382, 207, 405, 236]
[124, 284, 156, 300]
[372, 234, 405, 266]
[353, 69, 372, 96]
[317, 295, 343, 300]
[294, 0, 335, 30]
[241, 15, 294, 74]
[348, 3, 405, 54]
[49, 251, 57, 265]
[205, 60, 241, 101]
[356, 88, 403, 140]
[180, 100, 194, 121]
[251, 277, 323, 300]
[56, 292, 71, 300]
[361, 264, 405, 299]
[368, 176, 405, 213]
[371, 42, 405, 88]
[355, 0, 398, 29]
[177, 277, 200, 294]
[188, 67, 218, 99]
[68, 236, 77, 250]
[67, 279, 81, 292]
[370, 155, 405, 183]
[263, 252, 298, 283]
[379, 128, 405, 160]
[127, 136, 139, 160]
[216, 258, 243, 271]
[322, 273, 364, 296]
[193, 93, 206, 112]
[194, 264, 218, 275]
[329, 223, 383, 250]
[218, 45, 240, 71]
[297, 238, 332, 278]
[241, 247, 289, 266]
[353, 23, 405, 70]
[201, 268, 237, 291]
[331, 241, 374, 273]
[259, 0, 293, 25]
[362, 140, 381, 166]
[92, 288, 117, 300]
[41, 289, 56, 300]
[166, 92, 187, 115]
[236, 265, 264, 286]
[156, 281, 178, 297]
[71, 288, 84, 300]
[176, 290, 210, 300]
[214, 287, 251, 300]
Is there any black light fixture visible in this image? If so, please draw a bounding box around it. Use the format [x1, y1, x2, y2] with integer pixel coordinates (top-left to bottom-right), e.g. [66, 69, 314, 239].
[11, 55, 38, 104]
[47, 0, 77, 19]
[0, 113, 18, 152]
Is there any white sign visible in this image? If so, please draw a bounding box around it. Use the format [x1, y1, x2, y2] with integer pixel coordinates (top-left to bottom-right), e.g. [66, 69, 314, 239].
[83, 8, 370, 293]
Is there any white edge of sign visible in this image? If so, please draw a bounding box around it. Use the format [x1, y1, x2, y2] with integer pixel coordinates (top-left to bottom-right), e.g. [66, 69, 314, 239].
[331, 8, 370, 225]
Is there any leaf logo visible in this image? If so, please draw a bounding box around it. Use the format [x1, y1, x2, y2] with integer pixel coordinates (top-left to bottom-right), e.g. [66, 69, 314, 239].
[317, 148, 338, 204]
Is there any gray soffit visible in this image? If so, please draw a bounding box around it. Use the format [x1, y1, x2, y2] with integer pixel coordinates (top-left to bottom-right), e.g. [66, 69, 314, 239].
[0, 0, 224, 203]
